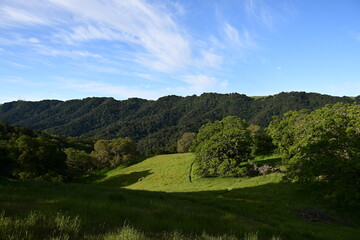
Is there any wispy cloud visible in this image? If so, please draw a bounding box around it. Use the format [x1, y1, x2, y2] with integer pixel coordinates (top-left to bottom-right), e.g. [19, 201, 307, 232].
[326, 82, 360, 97]
[223, 23, 254, 49]
[244, 0, 276, 29]
[181, 75, 228, 93]
[35, 46, 103, 59]
[58, 78, 174, 100]
[47, 0, 194, 72]
[0, 5, 49, 26]
[0, 0, 223, 73]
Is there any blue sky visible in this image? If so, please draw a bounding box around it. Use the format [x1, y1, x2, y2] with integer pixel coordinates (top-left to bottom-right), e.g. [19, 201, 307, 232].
[0, 0, 359, 103]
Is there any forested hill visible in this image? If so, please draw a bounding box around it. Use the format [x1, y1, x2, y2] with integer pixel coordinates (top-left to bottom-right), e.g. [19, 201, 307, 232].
[0, 92, 358, 153]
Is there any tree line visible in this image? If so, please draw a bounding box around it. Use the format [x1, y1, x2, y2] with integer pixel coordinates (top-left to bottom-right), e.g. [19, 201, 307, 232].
[0, 122, 139, 181]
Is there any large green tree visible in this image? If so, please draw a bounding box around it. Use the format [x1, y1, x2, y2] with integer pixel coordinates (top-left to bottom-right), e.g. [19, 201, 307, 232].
[268, 103, 360, 206]
[193, 116, 253, 177]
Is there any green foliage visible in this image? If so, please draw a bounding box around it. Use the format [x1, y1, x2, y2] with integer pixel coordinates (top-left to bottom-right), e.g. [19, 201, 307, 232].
[0, 121, 96, 181]
[64, 148, 94, 178]
[91, 138, 139, 168]
[268, 103, 360, 206]
[0, 92, 355, 153]
[193, 116, 253, 177]
[177, 132, 196, 153]
[267, 110, 310, 161]
[14, 135, 67, 180]
[248, 124, 276, 156]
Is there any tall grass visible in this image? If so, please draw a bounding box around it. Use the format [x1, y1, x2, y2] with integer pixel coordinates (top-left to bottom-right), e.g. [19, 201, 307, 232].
[0, 211, 80, 240]
[0, 211, 280, 240]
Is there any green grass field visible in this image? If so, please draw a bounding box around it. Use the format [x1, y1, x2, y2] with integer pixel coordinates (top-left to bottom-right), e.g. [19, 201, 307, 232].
[1, 153, 359, 239]
[93, 153, 284, 192]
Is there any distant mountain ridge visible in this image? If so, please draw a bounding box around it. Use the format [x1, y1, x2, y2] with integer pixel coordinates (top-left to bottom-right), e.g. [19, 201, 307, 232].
[0, 92, 358, 153]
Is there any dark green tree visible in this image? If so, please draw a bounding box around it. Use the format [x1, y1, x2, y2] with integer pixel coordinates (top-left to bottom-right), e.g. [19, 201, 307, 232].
[0, 143, 16, 177]
[14, 135, 67, 180]
[92, 138, 139, 168]
[64, 148, 94, 177]
[248, 124, 275, 156]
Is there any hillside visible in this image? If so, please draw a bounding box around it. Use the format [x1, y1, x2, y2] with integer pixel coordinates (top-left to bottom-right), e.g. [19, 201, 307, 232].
[93, 153, 283, 192]
[0, 92, 358, 153]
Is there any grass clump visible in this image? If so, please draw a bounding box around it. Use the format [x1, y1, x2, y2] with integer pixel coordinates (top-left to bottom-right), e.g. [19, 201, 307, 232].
[0, 211, 80, 240]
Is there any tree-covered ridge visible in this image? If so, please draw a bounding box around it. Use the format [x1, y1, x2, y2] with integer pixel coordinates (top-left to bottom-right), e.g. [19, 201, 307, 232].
[0, 92, 357, 153]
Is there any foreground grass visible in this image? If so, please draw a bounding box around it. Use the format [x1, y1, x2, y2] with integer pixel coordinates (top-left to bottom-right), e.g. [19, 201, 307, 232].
[1, 153, 359, 239]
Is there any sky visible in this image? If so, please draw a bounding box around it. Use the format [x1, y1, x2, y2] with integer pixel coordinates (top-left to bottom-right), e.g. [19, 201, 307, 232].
[0, 0, 360, 103]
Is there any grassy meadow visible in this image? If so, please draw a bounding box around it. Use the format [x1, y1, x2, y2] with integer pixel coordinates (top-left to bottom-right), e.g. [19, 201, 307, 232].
[1, 153, 359, 239]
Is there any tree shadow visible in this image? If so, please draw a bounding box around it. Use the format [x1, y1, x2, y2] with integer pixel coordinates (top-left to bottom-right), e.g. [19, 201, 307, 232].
[95, 170, 152, 187]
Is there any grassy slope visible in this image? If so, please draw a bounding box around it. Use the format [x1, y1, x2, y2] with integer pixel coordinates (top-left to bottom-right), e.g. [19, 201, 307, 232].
[94, 153, 283, 192]
[1, 153, 360, 240]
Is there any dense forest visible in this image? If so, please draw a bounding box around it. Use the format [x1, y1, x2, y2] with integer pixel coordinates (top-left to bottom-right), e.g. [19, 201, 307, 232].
[0, 91, 358, 154]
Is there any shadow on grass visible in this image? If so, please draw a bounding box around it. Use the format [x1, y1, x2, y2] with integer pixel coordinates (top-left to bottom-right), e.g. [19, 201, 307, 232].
[95, 170, 152, 187]
[1, 179, 360, 240]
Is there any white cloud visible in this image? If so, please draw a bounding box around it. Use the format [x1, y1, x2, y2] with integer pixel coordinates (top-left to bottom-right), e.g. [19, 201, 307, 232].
[45, 0, 194, 72]
[0, 0, 224, 73]
[0, 0, 229, 76]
